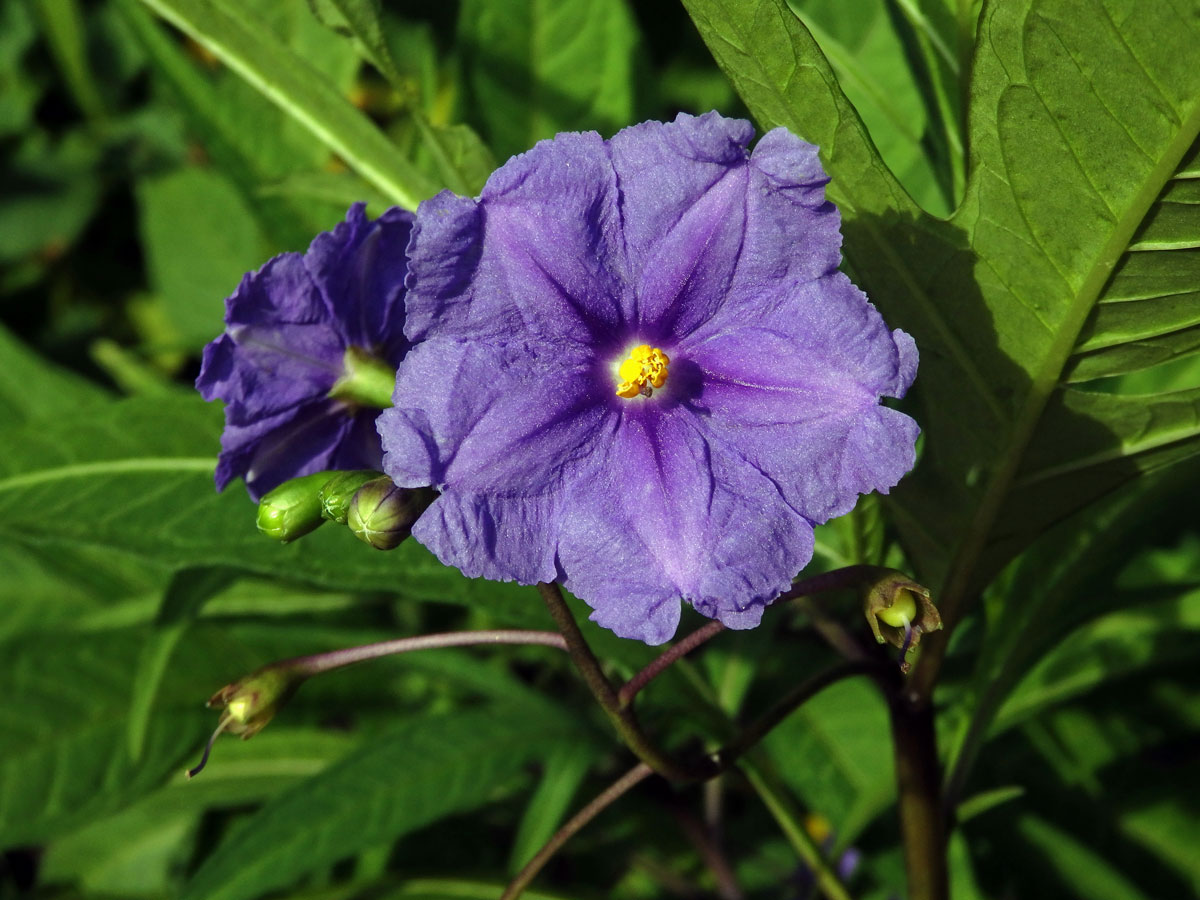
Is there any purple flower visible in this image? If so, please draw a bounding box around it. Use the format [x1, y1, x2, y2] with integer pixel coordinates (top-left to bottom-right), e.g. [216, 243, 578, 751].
[197, 203, 413, 500]
[378, 112, 918, 644]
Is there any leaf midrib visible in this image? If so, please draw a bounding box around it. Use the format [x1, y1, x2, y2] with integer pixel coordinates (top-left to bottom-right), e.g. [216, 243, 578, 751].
[0, 458, 215, 493]
[937, 100, 1200, 622]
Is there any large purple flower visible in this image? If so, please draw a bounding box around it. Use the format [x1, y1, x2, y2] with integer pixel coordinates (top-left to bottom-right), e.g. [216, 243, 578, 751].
[197, 203, 412, 500]
[378, 112, 919, 644]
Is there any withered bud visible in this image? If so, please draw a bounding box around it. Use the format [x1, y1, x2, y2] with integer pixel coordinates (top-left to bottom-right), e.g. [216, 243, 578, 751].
[186, 664, 306, 778]
[862, 569, 941, 673]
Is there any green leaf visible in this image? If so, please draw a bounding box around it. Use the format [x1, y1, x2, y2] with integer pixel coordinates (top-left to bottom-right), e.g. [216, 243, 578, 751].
[762, 677, 893, 842]
[136, 0, 438, 209]
[1016, 815, 1152, 900]
[137, 166, 270, 348]
[685, 0, 1200, 609]
[0, 322, 110, 424]
[507, 745, 595, 873]
[310, 0, 402, 87]
[680, 0, 918, 219]
[0, 396, 538, 623]
[787, 0, 947, 214]
[181, 705, 594, 900]
[0, 0, 41, 137]
[457, 0, 638, 159]
[0, 628, 230, 844]
[41, 729, 357, 897]
[117, 0, 349, 250]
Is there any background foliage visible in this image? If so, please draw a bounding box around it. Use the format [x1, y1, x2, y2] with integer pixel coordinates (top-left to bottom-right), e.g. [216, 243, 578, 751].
[1, 0, 1198, 898]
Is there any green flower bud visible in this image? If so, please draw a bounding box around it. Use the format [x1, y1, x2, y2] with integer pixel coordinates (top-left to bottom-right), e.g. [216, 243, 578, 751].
[347, 479, 435, 550]
[256, 471, 334, 542]
[861, 569, 941, 673]
[319, 469, 386, 524]
[187, 663, 307, 778]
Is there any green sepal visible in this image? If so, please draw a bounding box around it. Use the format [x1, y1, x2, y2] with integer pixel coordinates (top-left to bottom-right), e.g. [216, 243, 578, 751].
[327, 346, 396, 409]
[318, 469, 386, 524]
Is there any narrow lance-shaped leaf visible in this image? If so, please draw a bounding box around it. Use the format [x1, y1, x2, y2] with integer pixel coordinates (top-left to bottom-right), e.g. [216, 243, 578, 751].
[136, 0, 438, 209]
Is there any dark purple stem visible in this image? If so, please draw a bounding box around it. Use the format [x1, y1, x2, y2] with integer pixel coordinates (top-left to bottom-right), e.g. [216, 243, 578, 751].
[619, 619, 725, 708]
[500, 762, 655, 900]
[283, 629, 568, 677]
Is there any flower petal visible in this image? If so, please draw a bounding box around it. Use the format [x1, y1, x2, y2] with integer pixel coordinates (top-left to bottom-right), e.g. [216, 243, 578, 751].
[556, 409, 815, 641]
[411, 489, 560, 585]
[380, 337, 611, 493]
[304, 203, 413, 363]
[198, 255, 345, 424]
[684, 285, 920, 522]
[405, 132, 630, 348]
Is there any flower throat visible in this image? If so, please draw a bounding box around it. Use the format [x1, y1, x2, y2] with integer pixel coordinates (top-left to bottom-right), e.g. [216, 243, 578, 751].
[615, 344, 670, 398]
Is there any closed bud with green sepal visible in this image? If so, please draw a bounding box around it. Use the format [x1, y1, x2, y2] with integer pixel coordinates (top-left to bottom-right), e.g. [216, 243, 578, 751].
[347, 479, 436, 550]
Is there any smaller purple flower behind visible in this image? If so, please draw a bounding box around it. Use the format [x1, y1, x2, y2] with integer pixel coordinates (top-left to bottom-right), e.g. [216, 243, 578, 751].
[196, 203, 413, 500]
[380, 112, 920, 645]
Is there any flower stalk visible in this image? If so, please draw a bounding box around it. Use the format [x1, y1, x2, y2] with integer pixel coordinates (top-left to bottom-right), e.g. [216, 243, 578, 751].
[187, 629, 569, 778]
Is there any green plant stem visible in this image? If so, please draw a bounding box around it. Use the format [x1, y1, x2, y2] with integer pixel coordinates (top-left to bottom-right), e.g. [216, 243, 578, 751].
[500, 762, 655, 900]
[617, 566, 883, 709]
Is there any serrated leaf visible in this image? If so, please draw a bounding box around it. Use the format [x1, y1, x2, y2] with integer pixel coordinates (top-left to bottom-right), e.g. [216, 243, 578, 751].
[181, 705, 594, 900]
[457, 0, 638, 160]
[136, 0, 438, 209]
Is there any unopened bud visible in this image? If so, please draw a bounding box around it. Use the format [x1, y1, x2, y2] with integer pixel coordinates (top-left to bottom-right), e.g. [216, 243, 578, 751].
[187, 664, 307, 778]
[862, 569, 941, 673]
[256, 471, 333, 542]
[346, 480, 434, 550]
[319, 470, 385, 524]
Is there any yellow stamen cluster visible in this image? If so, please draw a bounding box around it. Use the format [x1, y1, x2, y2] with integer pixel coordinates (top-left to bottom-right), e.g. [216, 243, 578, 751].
[615, 344, 670, 398]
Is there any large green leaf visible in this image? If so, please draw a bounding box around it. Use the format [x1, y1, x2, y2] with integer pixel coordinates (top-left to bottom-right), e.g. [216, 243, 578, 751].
[683, 0, 1200, 613]
[39, 729, 356, 897]
[763, 677, 895, 843]
[0, 627, 240, 844]
[180, 704, 596, 900]
[457, 0, 638, 159]
[136, 0, 438, 210]
[787, 0, 947, 214]
[117, 0, 352, 252]
[0, 396, 542, 625]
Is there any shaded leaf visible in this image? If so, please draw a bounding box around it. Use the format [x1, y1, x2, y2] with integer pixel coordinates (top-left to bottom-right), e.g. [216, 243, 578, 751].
[181, 705, 595, 900]
[457, 0, 638, 159]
